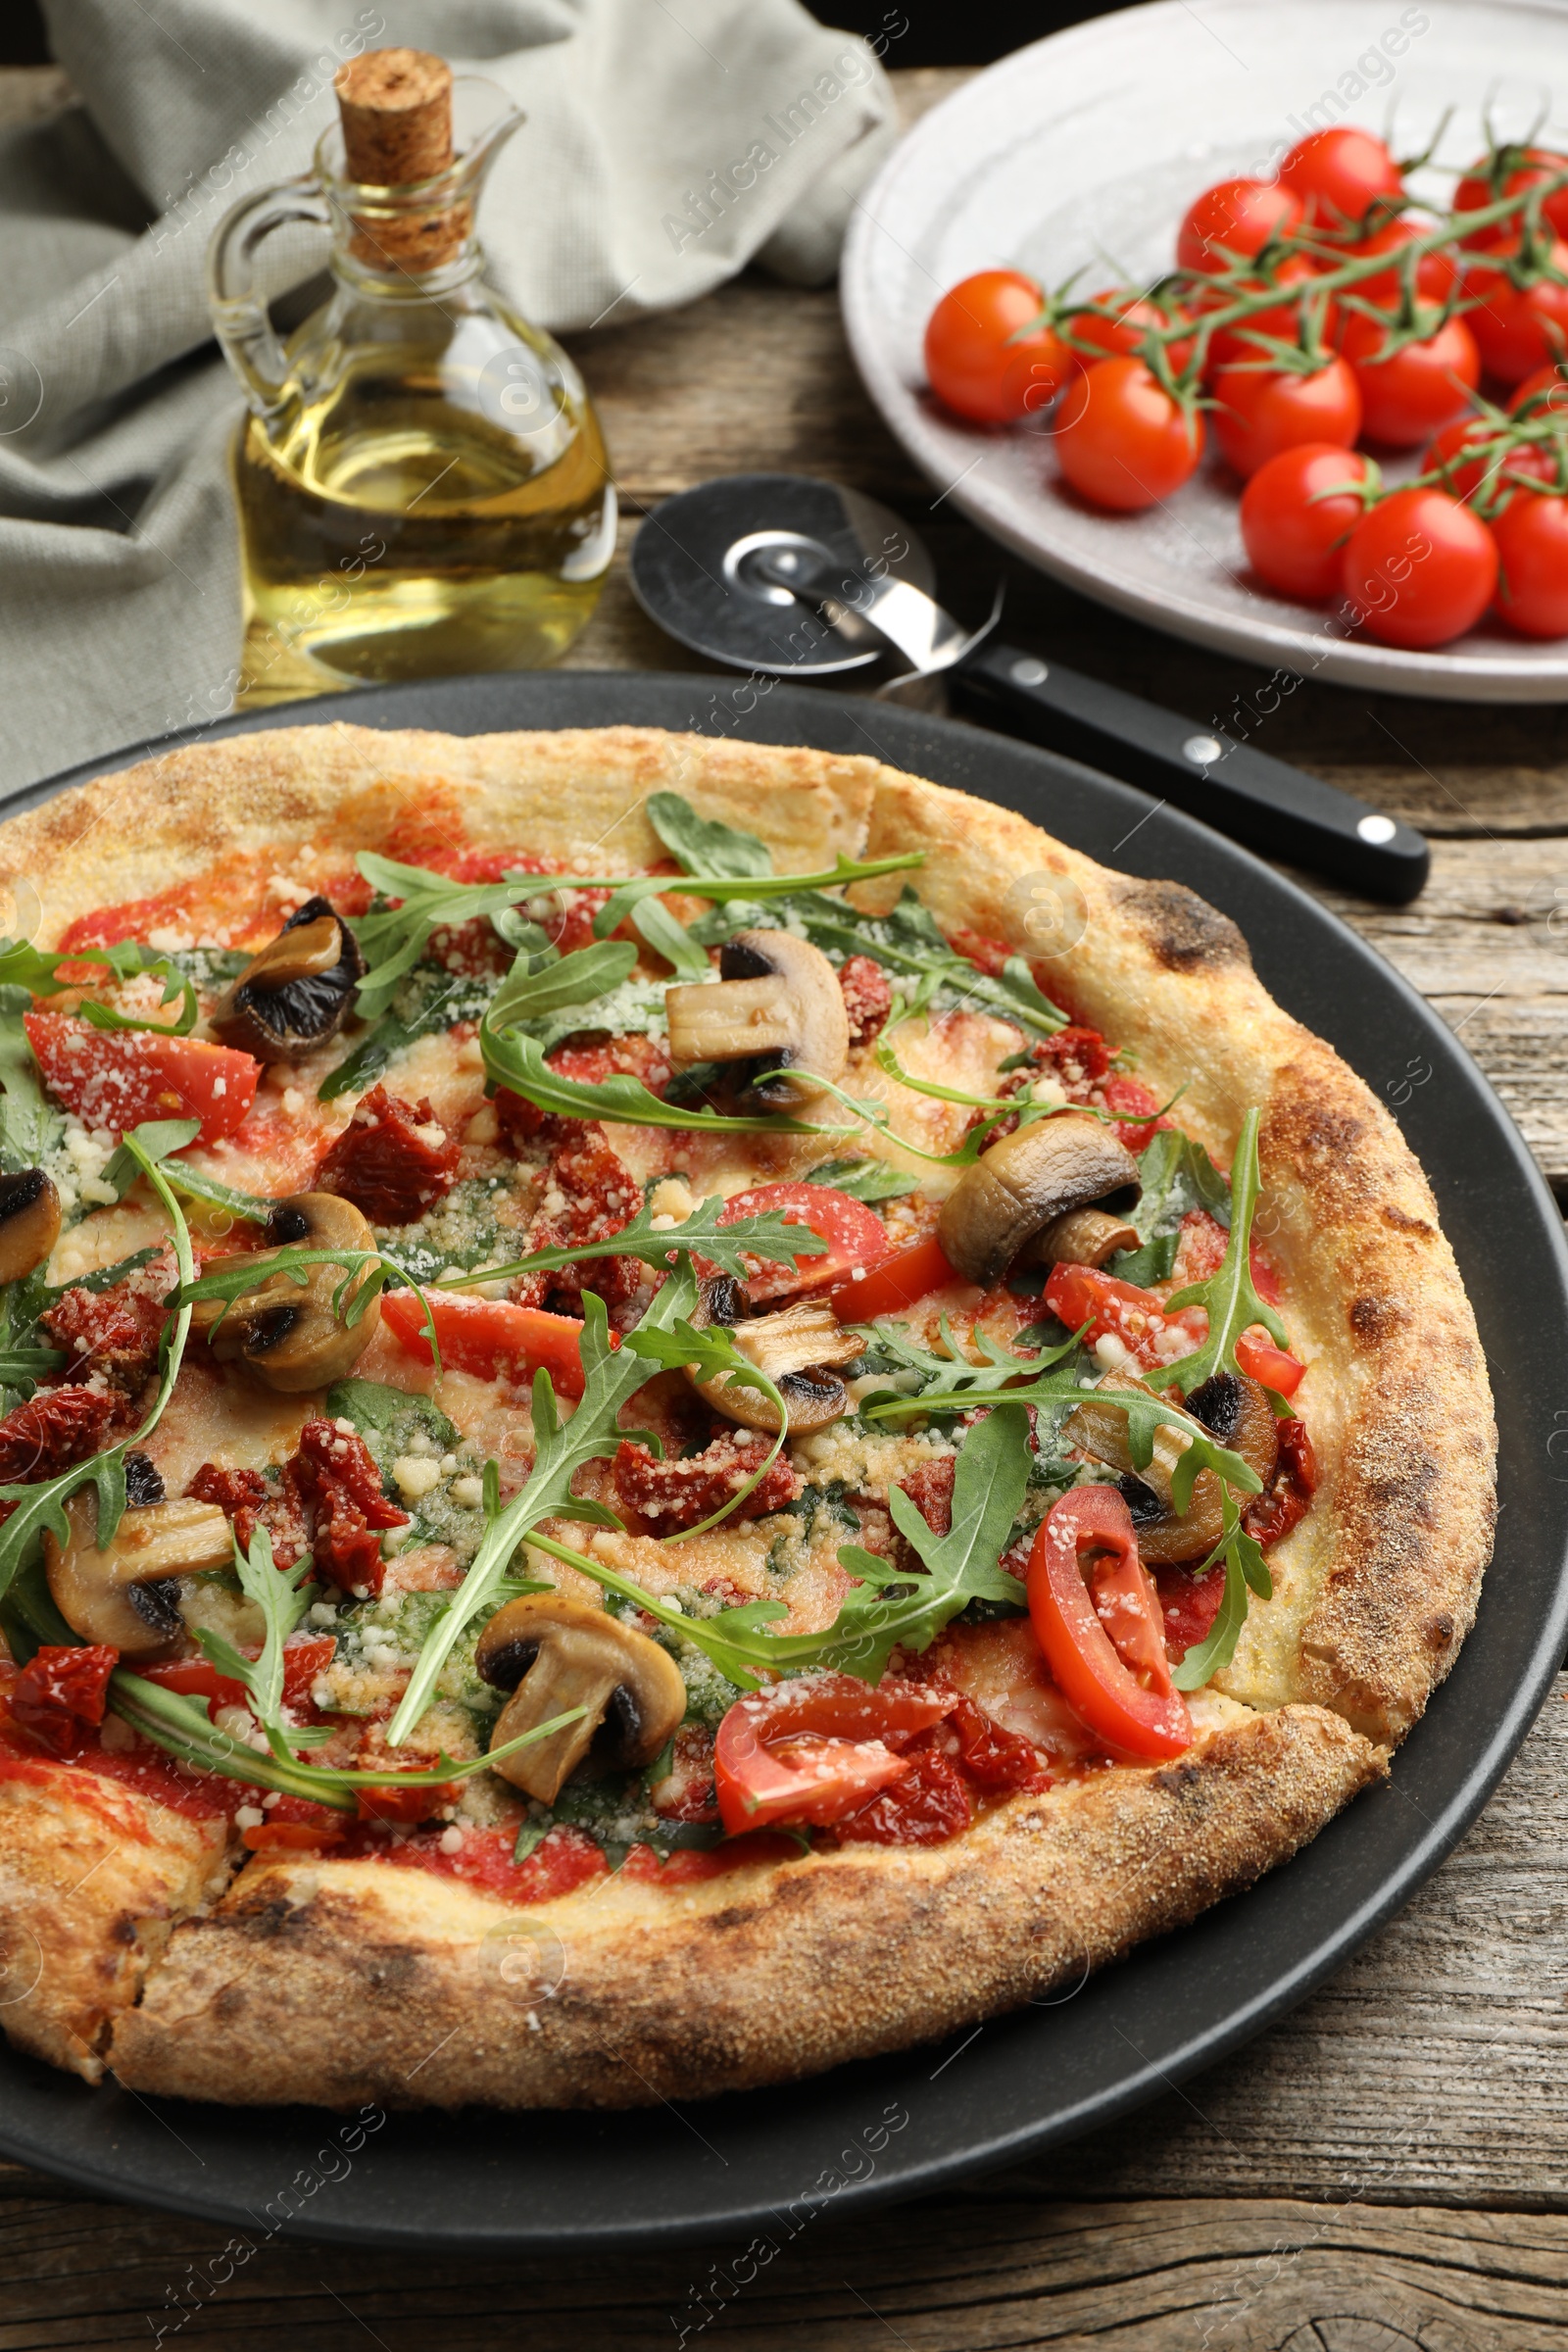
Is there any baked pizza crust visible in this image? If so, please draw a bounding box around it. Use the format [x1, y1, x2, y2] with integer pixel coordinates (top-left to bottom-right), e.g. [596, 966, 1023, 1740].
[0, 722, 1496, 2107]
[0, 1758, 229, 2081]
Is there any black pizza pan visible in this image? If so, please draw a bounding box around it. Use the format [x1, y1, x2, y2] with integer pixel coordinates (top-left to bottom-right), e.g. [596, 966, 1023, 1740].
[0, 673, 1562, 2252]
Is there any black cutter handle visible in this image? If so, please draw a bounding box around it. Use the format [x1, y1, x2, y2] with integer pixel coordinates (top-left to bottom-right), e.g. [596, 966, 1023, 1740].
[954, 640, 1429, 904]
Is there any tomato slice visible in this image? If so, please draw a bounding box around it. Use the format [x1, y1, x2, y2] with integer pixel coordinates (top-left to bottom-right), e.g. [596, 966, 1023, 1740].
[1235, 1325, 1305, 1397]
[1043, 1261, 1204, 1361]
[380, 1287, 613, 1398]
[243, 1818, 349, 1852]
[713, 1674, 951, 1834]
[829, 1231, 958, 1322]
[24, 1010, 259, 1146]
[1028, 1488, 1193, 1759]
[716, 1182, 889, 1303]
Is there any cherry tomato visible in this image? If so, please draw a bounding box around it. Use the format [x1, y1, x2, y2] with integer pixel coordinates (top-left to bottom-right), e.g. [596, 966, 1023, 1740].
[829, 1231, 958, 1322]
[1054, 358, 1204, 512]
[1234, 1324, 1305, 1396]
[713, 1676, 950, 1834]
[1510, 362, 1568, 416]
[1279, 126, 1403, 228]
[1340, 487, 1499, 649]
[1491, 487, 1568, 636]
[1202, 255, 1334, 373]
[1176, 177, 1302, 272]
[1339, 310, 1481, 445]
[716, 1182, 889, 1304]
[1241, 443, 1374, 600]
[1042, 1260, 1204, 1366]
[1065, 289, 1194, 375]
[1027, 1488, 1193, 1759]
[924, 270, 1072, 423]
[1464, 243, 1568, 384]
[1323, 216, 1459, 312]
[1455, 148, 1568, 247]
[1422, 414, 1553, 504]
[1210, 356, 1361, 479]
[24, 1011, 258, 1147]
[380, 1287, 612, 1398]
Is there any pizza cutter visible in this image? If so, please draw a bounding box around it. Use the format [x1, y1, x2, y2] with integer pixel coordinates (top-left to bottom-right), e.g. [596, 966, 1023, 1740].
[628, 474, 1429, 905]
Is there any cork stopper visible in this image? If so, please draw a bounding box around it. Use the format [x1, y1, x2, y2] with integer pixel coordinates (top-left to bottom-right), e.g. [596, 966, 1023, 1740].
[333, 48, 467, 274]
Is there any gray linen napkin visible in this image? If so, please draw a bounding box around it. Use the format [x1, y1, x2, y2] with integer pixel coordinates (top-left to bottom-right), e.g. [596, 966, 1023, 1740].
[0, 0, 896, 795]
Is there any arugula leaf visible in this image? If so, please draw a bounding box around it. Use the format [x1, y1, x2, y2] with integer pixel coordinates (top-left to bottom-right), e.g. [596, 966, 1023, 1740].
[488, 939, 638, 1028]
[437, 1196, 827, 1292]
[479, 1025, 852, 1139]
[626, 893, 710, 982]
[351, 856, 555, 1023]
[386, 1275, 702, 1744]
[195, 1521, 314, 1727]
[830, 1403, 1033, 1677]
[0, 1345, 67, 1392]
[1145, 1110, 1287, 1394]
[647, 792, 772, 879]
[0, 984, 61, 1173]
[854, 1316, 1080, 1405]
[802, 1155, 918, 1203]
[108, 1664, 589, 1808]
[98, 1115, 275, 1223]
[1169, 1493, 1273, 1690]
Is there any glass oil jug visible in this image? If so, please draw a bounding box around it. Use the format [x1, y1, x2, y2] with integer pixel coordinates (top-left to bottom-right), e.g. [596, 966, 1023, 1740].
[207, 60, 614, 703]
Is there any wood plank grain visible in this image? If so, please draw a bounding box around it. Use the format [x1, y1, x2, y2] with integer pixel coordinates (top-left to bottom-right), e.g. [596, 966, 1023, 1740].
[0, 2189, 1565, 2348]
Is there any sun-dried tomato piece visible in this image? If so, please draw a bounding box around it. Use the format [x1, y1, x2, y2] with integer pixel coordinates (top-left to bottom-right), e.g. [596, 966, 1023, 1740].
[187, 1461, 310, 1572]
[9, 1643, 119, 1758]
[839, 955, 894, 1048]
[897, 1454, 956, 1538]
[43, 1279, 166, 1396]
[315, 1085, 458, 1225]
[1245, 1416, 1317, 1548]
[613, 1429, 800, 1534]
[651, 1723, 719, 1823]
[1029, 1025, 1112, 1085]
[510, 1126, 648, 1326]
[943, 1690, 1054, 1792]
[1153, 1561, 1228, 1662]
[0, 1383, 117, 1486]
[289, 1418, 410, 1597]
[830, 1744, 973, 1845]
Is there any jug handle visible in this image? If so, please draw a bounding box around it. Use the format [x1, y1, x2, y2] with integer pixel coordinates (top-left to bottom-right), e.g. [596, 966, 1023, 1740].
[207, 176, 331, 424]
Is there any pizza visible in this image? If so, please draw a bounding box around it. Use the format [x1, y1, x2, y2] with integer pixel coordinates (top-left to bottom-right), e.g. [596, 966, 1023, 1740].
[0, 722, 1494, 2109]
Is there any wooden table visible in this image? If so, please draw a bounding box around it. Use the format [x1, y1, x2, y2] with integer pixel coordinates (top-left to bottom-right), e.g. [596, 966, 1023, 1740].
[6, 66, 1568, 2351]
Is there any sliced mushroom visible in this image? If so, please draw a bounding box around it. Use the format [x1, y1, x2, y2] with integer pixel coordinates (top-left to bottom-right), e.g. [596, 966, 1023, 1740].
[211, 896, 366, 1062]
[44, 1489, 232, 1656]
[687, 1272, 861, 1435]
[664, 931, 849, 1109]
[190, 1192, 380, 1393]
[1034, 1203, 1142, 1270]
[475, 1592, 688, 1804]
[0, 1167, 60, 1283]
[937, 1114, 1141, 1289]
[1064, 1369, 1279, 1565]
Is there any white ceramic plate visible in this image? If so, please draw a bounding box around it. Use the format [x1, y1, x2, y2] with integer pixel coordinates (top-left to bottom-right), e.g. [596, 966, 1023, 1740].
[842, 0, 1568, 700]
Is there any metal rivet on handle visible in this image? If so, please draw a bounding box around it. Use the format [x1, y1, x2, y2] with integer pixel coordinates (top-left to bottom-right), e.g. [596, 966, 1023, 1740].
[1182, 734, 1224, 765]
[1010, 657, 1049, 686]
[1357, 814, 1397, 845]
